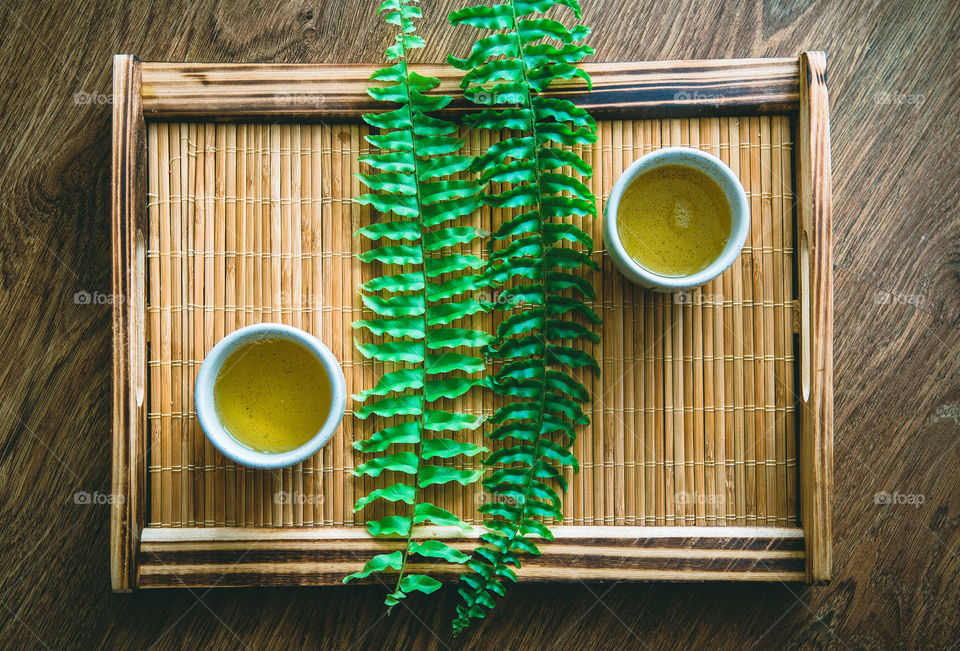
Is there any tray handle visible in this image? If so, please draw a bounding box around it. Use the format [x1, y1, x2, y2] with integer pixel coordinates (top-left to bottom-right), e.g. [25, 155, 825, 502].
[796, 51, 834, 584]
[111, 53, 148, 592]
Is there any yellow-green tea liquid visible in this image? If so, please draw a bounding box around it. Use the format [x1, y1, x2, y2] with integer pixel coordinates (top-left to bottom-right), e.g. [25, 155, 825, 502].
[617, 164, 732, 277]
[213, 337, 331, 453]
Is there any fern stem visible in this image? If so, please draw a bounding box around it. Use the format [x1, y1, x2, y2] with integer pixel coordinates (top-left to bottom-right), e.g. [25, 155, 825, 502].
[493, 0, 554, 552]
[491, 0, 553, 583]
[507, 0, 552, 421]
[388, 0, 427, 610]
[349, 0, 488, 616]
[456, 1, 559, 633]
[454, 0, 597, 633]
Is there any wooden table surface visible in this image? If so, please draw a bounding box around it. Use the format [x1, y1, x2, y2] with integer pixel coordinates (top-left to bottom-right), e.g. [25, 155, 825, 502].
[1, 0, 958, 648]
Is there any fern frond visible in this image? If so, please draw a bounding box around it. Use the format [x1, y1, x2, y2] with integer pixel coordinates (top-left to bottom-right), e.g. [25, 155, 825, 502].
[344, 0, 490, 613]
[448, 0, 600, 634]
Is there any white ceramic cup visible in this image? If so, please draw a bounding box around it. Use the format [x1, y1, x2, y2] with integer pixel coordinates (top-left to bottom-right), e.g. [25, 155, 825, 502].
[602, 146, 749, 291]
[195, 323, 346, 469]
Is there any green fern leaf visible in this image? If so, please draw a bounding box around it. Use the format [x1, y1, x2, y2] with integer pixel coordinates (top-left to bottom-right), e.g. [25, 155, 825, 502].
[413, 503, 471, 530]
[352, 483, 417, 512]
[448, 0, 600, 635]
[399, 574, 443, 595]
[360, 271, 425, 293]
[410, 540, 471, 563]
[421, 437, 488, 460]
[344, 551, 404, 582]
[419, 466, 485, 487]
[352, 421, 421, 454]
[346, 0, 487, 614]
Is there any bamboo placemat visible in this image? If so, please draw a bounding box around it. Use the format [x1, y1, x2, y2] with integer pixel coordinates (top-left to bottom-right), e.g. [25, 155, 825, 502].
[144, 116, 797, 531]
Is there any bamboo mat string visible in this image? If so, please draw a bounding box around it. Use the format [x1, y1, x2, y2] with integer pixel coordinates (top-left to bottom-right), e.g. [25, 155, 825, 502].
[144, 117, 799, 530]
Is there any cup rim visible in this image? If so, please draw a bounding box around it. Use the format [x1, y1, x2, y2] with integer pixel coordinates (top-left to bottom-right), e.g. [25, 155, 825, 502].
[195, 322, 346, 469]
[603, 146, 750, 290]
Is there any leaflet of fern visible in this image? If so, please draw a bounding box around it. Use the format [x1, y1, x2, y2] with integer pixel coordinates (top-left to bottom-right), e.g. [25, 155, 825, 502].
[343, 0, 491, 612]
[446, 0, 601, 634]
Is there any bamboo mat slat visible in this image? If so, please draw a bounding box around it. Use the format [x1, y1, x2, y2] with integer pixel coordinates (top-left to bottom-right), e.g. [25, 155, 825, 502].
[144, 116, 799, 529]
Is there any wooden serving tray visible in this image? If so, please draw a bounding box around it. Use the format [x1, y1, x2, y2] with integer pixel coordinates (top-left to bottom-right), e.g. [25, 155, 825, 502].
[111, 54, 833, 591]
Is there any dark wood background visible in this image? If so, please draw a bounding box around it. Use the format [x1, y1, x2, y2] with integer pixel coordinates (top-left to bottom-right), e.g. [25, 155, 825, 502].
[1, 0, 958, 648]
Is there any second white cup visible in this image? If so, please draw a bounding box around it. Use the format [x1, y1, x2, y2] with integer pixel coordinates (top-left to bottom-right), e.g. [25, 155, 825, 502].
[602, 146, 750, 292]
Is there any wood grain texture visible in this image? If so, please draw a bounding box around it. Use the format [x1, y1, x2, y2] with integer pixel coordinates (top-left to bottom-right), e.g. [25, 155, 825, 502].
[1, 0, 958, 648]
[796, 50, 834, 583]
[110, 53, 146, 594]
[136, 527, 806, 588]
[139, 58, 799, 119]
[129, 112, 802, 580]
